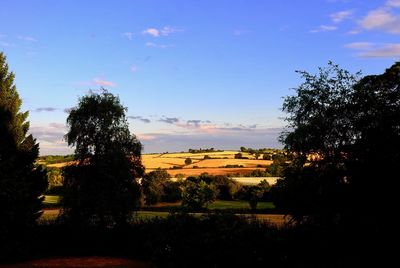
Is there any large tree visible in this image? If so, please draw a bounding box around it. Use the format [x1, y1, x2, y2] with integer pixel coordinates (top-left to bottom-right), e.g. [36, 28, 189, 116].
[61, 90, 144, 227]
[273, 61, 399, 227]
[0, 52, 47, 236]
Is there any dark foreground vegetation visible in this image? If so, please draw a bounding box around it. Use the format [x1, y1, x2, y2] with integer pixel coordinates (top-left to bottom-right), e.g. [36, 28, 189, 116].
[1, 213, 381, 268]
[1, 50, 397, 267]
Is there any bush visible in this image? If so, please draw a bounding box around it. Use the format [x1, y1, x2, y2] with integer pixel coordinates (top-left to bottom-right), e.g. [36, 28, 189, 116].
[181, 181, 217, 210]
[184, 158, 192, 165]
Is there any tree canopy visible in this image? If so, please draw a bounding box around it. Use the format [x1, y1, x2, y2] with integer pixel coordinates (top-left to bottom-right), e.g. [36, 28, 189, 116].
[273, 61, 399, 227]
[0, 52, 47, 236]
[61, 90, 144, 227]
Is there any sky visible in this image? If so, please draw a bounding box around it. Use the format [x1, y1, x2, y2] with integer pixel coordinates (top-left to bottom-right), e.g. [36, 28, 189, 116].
[1, 0, 399, 155]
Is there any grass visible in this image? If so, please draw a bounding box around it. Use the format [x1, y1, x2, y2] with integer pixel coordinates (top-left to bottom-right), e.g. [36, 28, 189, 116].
[208, 200, 275, 210]
[43, 195, 61, 205]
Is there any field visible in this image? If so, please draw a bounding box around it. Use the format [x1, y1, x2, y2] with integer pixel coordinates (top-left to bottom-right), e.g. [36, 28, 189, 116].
[44, 150, 277, 177]
[143, 150, 273, 177]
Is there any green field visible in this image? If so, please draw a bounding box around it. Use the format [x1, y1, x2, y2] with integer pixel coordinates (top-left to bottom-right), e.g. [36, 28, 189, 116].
[43, 195, 61, 205]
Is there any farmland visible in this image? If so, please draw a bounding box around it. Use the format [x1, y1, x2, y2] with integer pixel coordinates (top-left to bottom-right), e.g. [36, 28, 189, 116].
[43, 150, 280, 178]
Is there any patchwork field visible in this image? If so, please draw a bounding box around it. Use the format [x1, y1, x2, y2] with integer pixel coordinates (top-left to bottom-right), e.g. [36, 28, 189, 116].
[45, 150, 275, 177]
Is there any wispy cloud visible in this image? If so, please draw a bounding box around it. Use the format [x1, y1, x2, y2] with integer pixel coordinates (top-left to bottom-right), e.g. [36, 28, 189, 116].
[142, 26, 181, 37]
[93, 78, 117, 87]
[128, 116, 151, 123]
[360, 9, 400, 34]
[310, 25, 338, 33]
[34, 107, 58, 112]
[137, 127, 283, 153]
[358, 1, 400, 34]
[30, 123, 71, 155]
[17, 35, 37, 42]
[145, 42, 174, 48]
[0, 41, 11, 47]
[387, 0, 400, 7]
[330, 10, 353, 23]
[130, 65, 138, 73]
[345, 42, 400, 58]
[122, 32, 134, 40]
[158, 117, 179, 124]
[344, 42, 374, 50]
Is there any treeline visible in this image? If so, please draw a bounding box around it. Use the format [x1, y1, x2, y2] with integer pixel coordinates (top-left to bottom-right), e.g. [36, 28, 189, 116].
[142, 170, 272, 211]
[188, 148, 223, 153]
[38, 155, 74, 165]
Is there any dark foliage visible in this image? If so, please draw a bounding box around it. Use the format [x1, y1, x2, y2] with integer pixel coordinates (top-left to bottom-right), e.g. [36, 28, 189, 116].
[0, 52, 47, 244]
[61, 90, 144, 227]
[274, 61, 399, 235]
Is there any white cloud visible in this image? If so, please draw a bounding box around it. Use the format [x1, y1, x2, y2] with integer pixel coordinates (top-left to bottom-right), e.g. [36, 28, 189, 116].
[360, 8, 400, 33]
[142, 28, 160, 37]
[17, 35, 37, 42]
[160, 26, 180, 36]
[359, 43, 400, 58]
[387, 0, 400, 8]
[0, 41, 11, 47]
[310, 25, 338, 33]
[345, 42, 400, 58]
[330, 10, 353, 23]
[142, 26, 181, 37]
[122, 32, 134, 40]
[145, 42, 174, 48]
[344, 42, 374, 50]
[93, 78, 116, 87]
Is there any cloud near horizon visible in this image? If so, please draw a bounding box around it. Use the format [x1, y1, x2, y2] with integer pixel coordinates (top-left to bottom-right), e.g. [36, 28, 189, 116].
[345, 42, 400, 58]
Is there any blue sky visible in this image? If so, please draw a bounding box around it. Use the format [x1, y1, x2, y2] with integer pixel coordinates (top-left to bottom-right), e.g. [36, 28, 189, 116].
[1, 0, 399, 154]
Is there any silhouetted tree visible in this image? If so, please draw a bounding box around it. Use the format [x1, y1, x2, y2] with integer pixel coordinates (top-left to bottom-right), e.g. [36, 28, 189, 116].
[61, 90, 144, 227]
[273, 61, 399, 229]
[0, 52, 47, 237]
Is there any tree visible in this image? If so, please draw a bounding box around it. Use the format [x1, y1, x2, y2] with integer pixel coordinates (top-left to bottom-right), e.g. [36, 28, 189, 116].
[185, 157, 192, 165]
[0, 52, 47, 236]
[61, 90, 144, 227]
[273, 61, 399, 228]
[142, 168, 171, 205]
[234, 153, 243, 159]
[182, 181, 217, 210]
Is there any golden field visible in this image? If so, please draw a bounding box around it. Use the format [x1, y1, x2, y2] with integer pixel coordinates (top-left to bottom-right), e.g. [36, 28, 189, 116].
[46, 151, 273, 177]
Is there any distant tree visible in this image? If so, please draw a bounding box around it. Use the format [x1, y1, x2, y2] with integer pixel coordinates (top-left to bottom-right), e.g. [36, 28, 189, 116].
[263, 153, 272, 160]
[162, 180, 182, 202]
[0, 52, 47, 237]
[61, 90, 144, 227]
[240, 146, 247, 152]
[182, 181, 217, 210]
[247, 186, 263, 210]
[185, 158, 192, 165]
[254, 152, 260, 159]
[203, 155, 211, 159]
[234, 153, 243, 159]
[211, 176, 241, 200]
[142, 168, 171, 205]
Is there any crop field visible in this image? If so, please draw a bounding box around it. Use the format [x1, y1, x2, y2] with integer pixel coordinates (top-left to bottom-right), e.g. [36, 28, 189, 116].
[44, 150, 276, 177]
